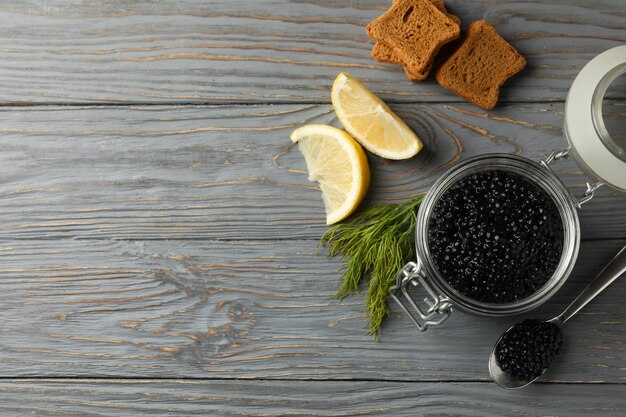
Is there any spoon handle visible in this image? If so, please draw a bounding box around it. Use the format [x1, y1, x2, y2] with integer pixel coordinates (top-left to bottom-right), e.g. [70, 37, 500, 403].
[557, 245, 626, 325]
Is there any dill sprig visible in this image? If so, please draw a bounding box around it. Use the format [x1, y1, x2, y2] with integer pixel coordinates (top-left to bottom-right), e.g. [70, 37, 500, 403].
[320, 195, 424, 339]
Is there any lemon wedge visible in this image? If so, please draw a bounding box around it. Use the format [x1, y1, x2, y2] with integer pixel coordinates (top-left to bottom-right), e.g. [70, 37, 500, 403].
[331, 72, 422, 160]
[290, 124, 370, 225]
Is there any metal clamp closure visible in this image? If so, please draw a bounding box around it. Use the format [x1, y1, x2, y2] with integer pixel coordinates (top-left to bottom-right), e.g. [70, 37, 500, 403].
[390, 262, 452, 331]
[541, 149, 604, 208]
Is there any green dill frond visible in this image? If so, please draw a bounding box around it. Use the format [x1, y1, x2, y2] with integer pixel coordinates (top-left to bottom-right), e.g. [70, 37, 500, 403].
[320, 195, 424, 339]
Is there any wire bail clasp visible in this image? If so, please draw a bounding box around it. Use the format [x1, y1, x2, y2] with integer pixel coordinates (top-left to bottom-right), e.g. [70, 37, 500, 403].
[541, 149, 605, 208]
[390, 262, 452, 332]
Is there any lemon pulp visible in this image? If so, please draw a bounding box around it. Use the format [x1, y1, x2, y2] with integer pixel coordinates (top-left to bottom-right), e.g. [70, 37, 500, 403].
[332, 72, 422, 160]
[290, 124, 370, 224]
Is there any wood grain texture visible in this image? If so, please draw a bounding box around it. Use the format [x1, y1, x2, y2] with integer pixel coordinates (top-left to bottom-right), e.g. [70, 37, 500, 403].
[0, 238, 625, 382]
[0, 379, 625, 417]
[0, 1, 624, 411]
[0, 103, 623, 241]
[0, 0, 623, 104]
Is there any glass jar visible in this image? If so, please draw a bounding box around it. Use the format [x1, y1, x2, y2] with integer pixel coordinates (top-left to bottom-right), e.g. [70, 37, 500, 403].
[392, 45, 626, 331]
[391, 154, 580, 330]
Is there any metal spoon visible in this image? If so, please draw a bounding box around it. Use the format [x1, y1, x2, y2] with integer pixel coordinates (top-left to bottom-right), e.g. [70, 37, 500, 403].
[489, 244, 626, 389]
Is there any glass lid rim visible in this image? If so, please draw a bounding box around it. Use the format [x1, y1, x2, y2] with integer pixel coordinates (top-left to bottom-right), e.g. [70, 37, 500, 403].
[564, 45, 626, 192]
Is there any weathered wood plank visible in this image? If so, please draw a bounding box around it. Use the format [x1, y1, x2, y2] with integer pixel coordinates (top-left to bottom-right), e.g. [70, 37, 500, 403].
[0, 0, 623, 104]
[0, 238, 624, 381]
[0, 103, 623, 240]
[1, 379, 625, 417]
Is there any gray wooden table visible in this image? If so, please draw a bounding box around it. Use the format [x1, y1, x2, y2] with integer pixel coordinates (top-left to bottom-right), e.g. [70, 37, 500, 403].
[0, 0, 624, 415]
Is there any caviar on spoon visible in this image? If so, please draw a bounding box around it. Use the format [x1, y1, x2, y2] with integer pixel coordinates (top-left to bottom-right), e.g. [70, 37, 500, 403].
[489, 245, 626, 389]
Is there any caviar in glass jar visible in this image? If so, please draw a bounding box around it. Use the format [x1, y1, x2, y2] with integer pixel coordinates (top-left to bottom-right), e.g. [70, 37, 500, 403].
[428, 170, 564, 304]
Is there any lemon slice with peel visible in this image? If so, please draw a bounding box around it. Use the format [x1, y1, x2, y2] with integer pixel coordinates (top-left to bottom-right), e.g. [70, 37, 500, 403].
[290, 124, 370, 225]
[332, 72, 422, 160]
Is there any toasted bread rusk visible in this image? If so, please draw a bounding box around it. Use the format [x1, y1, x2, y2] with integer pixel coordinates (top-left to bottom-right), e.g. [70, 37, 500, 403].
[371, 0, 460, 65]
[367, 0, 460, 74]
[371, 42, 432, 80]
[370, 0, 460, 81]
[435, 20, 526, 110]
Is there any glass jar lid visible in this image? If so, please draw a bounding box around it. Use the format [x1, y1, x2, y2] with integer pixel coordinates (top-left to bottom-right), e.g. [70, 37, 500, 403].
[564, 45, 626, 192]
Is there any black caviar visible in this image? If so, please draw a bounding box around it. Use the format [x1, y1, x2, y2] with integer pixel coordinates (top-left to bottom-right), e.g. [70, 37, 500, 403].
[428, 170, 563, 304]
[495, 319, 563, 381]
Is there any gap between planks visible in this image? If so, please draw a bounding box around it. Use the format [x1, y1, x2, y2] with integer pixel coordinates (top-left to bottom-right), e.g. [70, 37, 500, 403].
[0, 377, 624, 386]
[0, 99, 575, 107]
[0, 237, 622, 243]
[0, 98, 621, 107]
